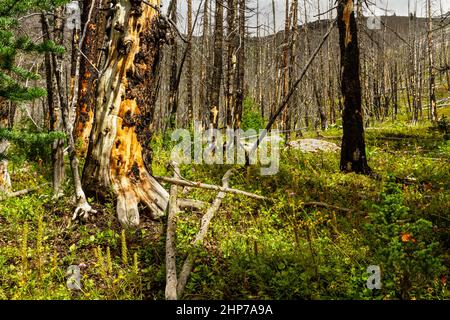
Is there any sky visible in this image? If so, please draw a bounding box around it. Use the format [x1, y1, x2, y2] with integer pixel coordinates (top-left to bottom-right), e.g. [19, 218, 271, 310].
[162, 0, 450, 34]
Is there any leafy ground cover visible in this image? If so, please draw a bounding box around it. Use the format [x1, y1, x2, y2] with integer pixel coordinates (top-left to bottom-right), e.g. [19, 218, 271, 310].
[0, 119, 448, 300]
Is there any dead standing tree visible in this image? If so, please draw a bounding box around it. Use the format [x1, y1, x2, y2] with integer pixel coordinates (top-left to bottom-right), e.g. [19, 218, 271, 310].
[186, 0, 194, 124]
[41, 10, 65, 196]
[167, 0, 179, 129]
[234, 0, 245, 129]
[42, 5, 98, 218]
[427, 0, 438, 122]
[225, 0, 236, 129]
[210, 0, 224, 130]
[337, 0, 371, 174]
[198, 0, 210, 127]
[288, 0, 299, 135]
[281, 0, 291, 135]
[74, 0, 108, 155]
[82, 0, 170, 227]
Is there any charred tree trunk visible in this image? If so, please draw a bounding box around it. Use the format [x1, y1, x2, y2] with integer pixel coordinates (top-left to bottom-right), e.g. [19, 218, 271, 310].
[440, 2, 450, 92]
[338, 0, 371, 174]
[270, 0, 277, 121]
[225, 0, 236, 129]
[413, 13, 422, 122]
[316, 1, 328, 131]
[41, 11, 66, 196]
[289, 0, 299, 124]
[51, 10, 73, 201]
[327, 25, 336, 124]
[198, 0, 209, 127]
[391, 62, 398, 120]
[82, 0, 169, 227]
[74, 0, 108, 155]
[45, 10, 87, 215]
[167, 0, 179, 129]
[255, 1, 263, 120]
[234, 0, 245, 129]
[55, 5, 98, 220]
[210, 0, 224, 130]
[186, 0, 193, 125]
[427, 0, 438, 122]
[281, 0, 290, 135]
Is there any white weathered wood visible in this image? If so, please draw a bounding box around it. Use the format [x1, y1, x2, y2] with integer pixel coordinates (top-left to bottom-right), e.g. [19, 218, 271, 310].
[155, 175, 269, 201]
[82, 0, 169, 227]
[176, 169, 233, 298]
[0, 184, 49, 201]
[165, 163, 180, 300]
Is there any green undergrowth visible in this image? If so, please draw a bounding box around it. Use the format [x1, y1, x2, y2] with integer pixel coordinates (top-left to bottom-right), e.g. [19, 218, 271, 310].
[0, 121, 448, 300]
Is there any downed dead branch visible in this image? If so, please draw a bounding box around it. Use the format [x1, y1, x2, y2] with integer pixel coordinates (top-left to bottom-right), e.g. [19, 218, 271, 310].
[163, 168, 234, 300]
[165, 164, 181, 300]
[0, 184, 48, 201]
[176, 169, 234, 298]
[303, 201, 352, 213]
[155, 175, 269, 201]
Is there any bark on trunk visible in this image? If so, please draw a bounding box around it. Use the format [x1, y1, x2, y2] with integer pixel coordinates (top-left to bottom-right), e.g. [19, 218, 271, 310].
[281, 0, 290, 134]
[198, 0, 209, 126]
[58, 7, 98, 220]
[186, 0, 193, 124]
[338, 0, 371, 174]
[225, 0, 236, 129]
[234, 0, 245, 129]
[427, 0, 438, 122]
[210, 0, 224, 130]
[165, 163, 180, 300]
[74, 0, 108, 155]
[41, 12, 66, 196]
[82, 0, 169, 227]
[288, 0, 299, 135]
[167, 0, 179, 130]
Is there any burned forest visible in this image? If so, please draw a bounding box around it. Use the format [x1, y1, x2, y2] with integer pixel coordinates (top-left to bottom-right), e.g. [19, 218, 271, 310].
[0, 0, 449, 302]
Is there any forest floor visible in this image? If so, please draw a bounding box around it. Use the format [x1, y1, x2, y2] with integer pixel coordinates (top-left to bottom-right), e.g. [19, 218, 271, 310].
[0, 117, 449, 300]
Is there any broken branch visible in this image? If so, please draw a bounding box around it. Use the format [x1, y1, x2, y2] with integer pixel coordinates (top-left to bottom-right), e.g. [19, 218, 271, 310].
[165, 163, 180, 300]
[166, 163, 180, 300]
[176, 169, 234, 298]
[0, 184, 48, 201]
[155, 175, 269, 201]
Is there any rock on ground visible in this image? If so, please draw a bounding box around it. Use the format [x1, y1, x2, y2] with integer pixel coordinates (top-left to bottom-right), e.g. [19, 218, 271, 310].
[286, 139, 340, 153]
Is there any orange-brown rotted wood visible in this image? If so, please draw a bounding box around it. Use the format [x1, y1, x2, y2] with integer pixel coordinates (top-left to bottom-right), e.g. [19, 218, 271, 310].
[82, 0, 168, 227]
